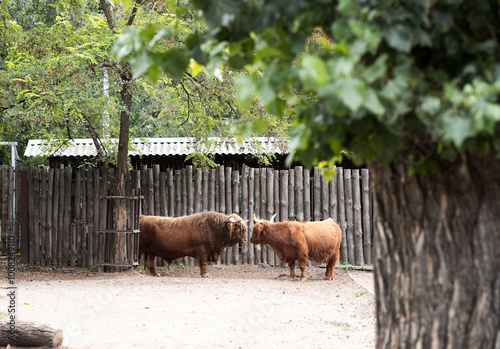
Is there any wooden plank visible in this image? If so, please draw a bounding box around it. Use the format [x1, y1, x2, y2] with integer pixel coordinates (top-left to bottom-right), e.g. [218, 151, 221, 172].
[241, 166, 249, 264]
[45, 168, 54, 266]
[15, 165, 21, 253]
[202, 169, 209, 212]
[303, 169, 311, 222]
[147, 167, 154, 216]
[266, 168, 274, 266]
[208, 169, 215, 211]
[344, 169, 355, 265]
[248, 167, 255, 264]
[352, 170, 364, 266]
[313, 167, 321, 221]
[194, 168, 202, 213]
[7, 167, 15, 251]
[187, 166, 194, 215]
[225, 167, 232, 265]
[57, 169, 65, 266]
[84, 168, 93, 266]
[337, 168, 347, 264]
[39, 168, 48, 266]
[260, 168, 267, 264]
[321, 173, 329, 221]
[232, 170, 239, 265]
[174, 170, 182, 217]
[32, 168, 41, 265]
[295, 167, 304, 222]
[93, 168, 100, 265]
[64, 167, 73, 267]
[274, 169, 280, 265]
[140, 165, 148, 215]
[80, 168, 87, 267]
[20, 170, 29, 264]
[153, 165, 160, 215]
[167, 170, 174, 216]
[279, 170, 289, 267]
[288, 169, 295, 221]
[159, 172, 167, 217]
[253, 168, 261, 264]
[361, 169, 372, 265]
[330, 169, 338, 222]
[27, 168, 35, 264]
[1, 166, 7, 254]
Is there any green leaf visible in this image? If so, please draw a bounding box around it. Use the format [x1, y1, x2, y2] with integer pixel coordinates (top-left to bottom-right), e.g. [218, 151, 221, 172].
[337, 0, 360, 16]
[441, 111, 474, 147]
[383, 24, 414, 53]
[298, 54, 330, 90]
[364, 89, 385, 116]
[332, 78, 366, 112]
[158, 48, 189, 80]
[235, 75, 257, 109]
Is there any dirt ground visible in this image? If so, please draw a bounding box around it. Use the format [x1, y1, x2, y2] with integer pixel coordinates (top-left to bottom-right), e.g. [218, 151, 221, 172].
[1, 260, 375, 349]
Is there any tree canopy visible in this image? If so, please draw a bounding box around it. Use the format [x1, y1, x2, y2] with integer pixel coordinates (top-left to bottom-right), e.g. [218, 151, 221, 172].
[0, 0, 286, 166]
[116, 0, 500, 176]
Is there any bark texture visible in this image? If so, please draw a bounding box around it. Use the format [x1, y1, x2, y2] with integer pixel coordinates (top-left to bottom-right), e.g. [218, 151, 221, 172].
[0, 321, 63, 347]
[370, 154, 500, 348]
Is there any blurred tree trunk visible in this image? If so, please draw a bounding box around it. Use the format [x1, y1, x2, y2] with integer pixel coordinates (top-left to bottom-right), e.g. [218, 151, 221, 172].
[370, 154, 500, 348]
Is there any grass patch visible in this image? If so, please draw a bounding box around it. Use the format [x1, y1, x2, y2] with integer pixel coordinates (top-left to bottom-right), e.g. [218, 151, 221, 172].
[325, 320, 351, 330]
[355, 290, 368, 297]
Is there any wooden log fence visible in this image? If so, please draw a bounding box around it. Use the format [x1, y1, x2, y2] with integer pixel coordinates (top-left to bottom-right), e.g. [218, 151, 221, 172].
[0, 165, 372, 268]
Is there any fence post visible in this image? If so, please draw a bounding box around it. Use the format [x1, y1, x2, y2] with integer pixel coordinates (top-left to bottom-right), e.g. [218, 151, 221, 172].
[313, 167, 321, 221]
[362, 169, 372, 265]
[352, 169, 364, 266]
[241, 166, 249, 264]
[337, 167, 347, 264]
[248, 167, 255, 265]
[344, 169, 355, 265]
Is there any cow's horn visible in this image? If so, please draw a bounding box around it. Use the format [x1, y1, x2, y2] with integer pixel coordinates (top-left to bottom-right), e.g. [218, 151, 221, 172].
[270, 213, 277, 223]
[253, 212, 262, 223]
[228, 217, 240, 223]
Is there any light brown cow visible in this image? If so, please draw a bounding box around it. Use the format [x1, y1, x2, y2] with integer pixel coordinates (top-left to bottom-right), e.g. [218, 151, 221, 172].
[139, 211, 247, 277]
[251, 213, 342, 281]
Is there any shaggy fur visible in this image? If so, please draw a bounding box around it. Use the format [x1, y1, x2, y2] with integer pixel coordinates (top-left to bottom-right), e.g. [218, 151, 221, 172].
[251, 218, 342, 281]
[139, 211, 247, 277]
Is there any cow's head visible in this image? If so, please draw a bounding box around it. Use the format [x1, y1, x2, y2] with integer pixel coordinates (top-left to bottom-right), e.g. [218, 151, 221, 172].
[250, 212, 277, 244]
[225, 214, 248, 245]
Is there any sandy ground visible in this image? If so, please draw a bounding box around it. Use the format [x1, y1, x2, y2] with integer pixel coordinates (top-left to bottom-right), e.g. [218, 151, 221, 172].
[1, 262, 375, 349]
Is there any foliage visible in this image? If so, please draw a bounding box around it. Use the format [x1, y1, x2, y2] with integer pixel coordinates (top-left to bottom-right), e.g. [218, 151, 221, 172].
[116, 0, 500, 174]
[0, 0, 285, 166]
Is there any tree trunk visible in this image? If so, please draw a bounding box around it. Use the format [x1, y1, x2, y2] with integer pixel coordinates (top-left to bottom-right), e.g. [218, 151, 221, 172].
[370, 154, 500, 348]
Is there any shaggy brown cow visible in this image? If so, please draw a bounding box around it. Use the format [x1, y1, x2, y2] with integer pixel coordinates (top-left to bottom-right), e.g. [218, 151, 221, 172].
[251, 213, 342, 281]
[139, 211, 247, 277]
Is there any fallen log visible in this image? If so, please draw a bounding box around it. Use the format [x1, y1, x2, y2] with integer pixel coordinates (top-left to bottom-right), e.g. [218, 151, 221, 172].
[0, 320, 63, 347]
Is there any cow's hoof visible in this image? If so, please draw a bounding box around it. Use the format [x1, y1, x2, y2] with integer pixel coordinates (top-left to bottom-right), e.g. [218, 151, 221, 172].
[288, 277, 295, 281]
[299, 278, 307, 282]
[323, 276, 334, 281]
[152, 274, 160, 277]
[201, 274, 210, 278]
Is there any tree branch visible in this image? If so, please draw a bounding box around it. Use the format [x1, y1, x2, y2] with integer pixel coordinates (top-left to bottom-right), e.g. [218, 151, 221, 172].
[99, 0, 115, 31]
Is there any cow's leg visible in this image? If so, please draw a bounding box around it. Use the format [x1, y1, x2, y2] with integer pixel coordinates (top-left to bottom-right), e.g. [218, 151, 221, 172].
[197, 256, 210, 278]
[298, 258, 307, 281]
[288, 261, 296, 280]
[145, 253, 160, 276]
[324, 252, 340, 280]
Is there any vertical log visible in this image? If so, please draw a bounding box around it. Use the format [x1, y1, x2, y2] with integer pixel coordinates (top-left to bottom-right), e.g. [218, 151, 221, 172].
[7, 167, 15, 251]
[92, 168, 100, 265]
[80, 168, 87, 267]
[46, 168, 54, 266]
[32, 168, 41, 265]
[295, 167, 304, 222]
[280, 170, 289, 267]
[64, 168, 73, 267]
[337, 168, 347, 264]
[254, 169, 261, 264]
[232, 170, 239, 264]
[266, 168, 275, 266]
[330, 169, 338, 222]
[248, 168, 255, 265]
[75, 168, 82, 267]
[352, 170, 364, 266]
[187, 165, 194, 215]
[344, 169, 355, 265]
[274, 170, 280, 265]
[159, 172, 167, 217]
[241, 166, 249, 264]
[361, 169, 372, 265]
[57, 169, 66, 267]
[51, 170, 59, 266]
[321, 174, 329, 221]
[0, 166, 5, 254]
[20, 170, 29, 264]
[313, 167, 321, 221]
[174, 170, 182, 217]
[194, 168, 202, 213]
[260, 168, 267, 264]
[167, 170, 174, 216]
[85, 168, 93, 267]
[147, 167, 154, 216]
[208, 169, 216, 211]
[219, 166, 226, 264]
[39, 168, 48, 266]
[153, 165, 160, 215]
[14, 166, 21, 253]
[202, 169, 209, 212]
[303, 169, 311, 223]
[140, 165, 149, 215]
[288, 168, 295, 221]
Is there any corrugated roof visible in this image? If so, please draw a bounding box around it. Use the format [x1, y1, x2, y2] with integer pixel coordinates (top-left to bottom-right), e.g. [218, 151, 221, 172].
[24, 137, 289, 158]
